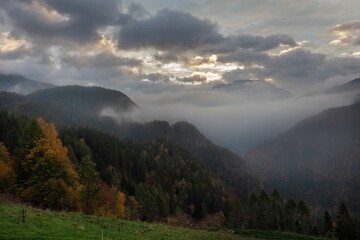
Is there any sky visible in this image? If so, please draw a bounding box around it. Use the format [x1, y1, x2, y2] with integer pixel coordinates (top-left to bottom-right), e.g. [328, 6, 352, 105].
[0, 0, 360, 153]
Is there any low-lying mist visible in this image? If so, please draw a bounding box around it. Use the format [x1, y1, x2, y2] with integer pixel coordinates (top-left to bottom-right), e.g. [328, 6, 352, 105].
[102, 87, 358, 154]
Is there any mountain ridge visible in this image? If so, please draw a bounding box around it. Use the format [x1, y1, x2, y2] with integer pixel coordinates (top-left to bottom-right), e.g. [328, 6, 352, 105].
[0, 73, 54, 94]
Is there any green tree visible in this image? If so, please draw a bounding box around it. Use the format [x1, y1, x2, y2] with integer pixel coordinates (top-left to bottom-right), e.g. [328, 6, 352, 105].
[297, 199, 310, 233]
[135, 183, 170, 221]
[80, 155, 101, 214]
[14, 119, 43, 186]
[335, 201, 356, 240]
[285, 199, 297, 232]
[228, 200, 244, 229]
[270, 188, 283, 231]
[324, 209, 332, 234]
[258, 190, 270, 230]
[248, 192, 258, 229]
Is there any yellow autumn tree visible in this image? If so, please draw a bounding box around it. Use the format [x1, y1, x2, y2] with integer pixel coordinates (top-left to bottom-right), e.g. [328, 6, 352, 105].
[21, 118, 81, 210]
[114, 191, 126, 218]
[0, 142, 16, 193]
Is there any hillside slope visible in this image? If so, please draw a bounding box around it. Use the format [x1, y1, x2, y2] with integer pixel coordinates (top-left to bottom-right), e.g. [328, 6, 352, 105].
[247, 102, 360, 211]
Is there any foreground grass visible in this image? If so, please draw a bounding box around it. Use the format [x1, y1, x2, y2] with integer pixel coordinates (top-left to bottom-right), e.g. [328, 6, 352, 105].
[234, 229, 325, 240]
[0, 202, 249, 240]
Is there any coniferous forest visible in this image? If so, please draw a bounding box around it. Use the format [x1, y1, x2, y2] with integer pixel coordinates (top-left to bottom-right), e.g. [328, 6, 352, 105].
[0, 108, 359, 239]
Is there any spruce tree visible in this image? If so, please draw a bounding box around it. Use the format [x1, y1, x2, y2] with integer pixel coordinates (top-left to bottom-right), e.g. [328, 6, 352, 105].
[324, 210, 332, 234]
[335, 201, 356, 240]
[285, 199, 297, 232]
[248, 192, 258, 229]
[271, 189, 283, 231]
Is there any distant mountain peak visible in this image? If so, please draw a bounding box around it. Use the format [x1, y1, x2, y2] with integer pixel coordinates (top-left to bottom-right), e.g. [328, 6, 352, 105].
[212, 79, 293, 100]
[0, 73, 54, 95]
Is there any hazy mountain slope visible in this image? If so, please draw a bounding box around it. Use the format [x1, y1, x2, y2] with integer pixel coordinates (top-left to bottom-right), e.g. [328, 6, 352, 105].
[303, 78, 360, 98]
[27, 85, 137, 128]
[0, 86, 259, 199]
[0, 74, 54, 94]
[213, 80, 293, 100]
[0, 92, 57, 120]
[326, 78, 360, 95]
[29, 85, 137, 112]
[247, 102, 360, 211]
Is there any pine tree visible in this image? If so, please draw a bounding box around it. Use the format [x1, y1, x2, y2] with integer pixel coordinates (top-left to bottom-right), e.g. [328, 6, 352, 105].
[285, 199, 297, 232]
[271, 189, 283, 231]
[335, 201, 356, 240]
[80, 155, 101, 214]
[228, 200, 244, 228]
[258, 190, 270, 230]
[297, 199, 310, 233]
[248, 192, 258, 229]
[324, 210, 332, 234]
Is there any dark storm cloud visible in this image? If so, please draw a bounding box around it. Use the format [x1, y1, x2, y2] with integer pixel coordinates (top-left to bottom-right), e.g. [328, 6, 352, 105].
[118, 9, 222, 50]
[118, 8, 297, 54]
[223, 49, 360, 92]
[0, 10, 5, 24]
[264, 49, 360, 90]
[61, 52, 142, 69]
[202, 34, 297, 53]
[217, 49, 269, 66]
[128, 2, 150, 19]
[265, 49, 326, 81]
[1, 0, 122, 43]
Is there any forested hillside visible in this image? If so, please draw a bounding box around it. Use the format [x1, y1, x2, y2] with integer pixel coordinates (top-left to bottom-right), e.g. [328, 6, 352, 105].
[247, 102, 360, 213]
[1, 111, 347, 238]
[0, 86, 258, 201]
[0, 86, 358, 239]
[128, 121, 258, 199]
[0, 111, 230, 220]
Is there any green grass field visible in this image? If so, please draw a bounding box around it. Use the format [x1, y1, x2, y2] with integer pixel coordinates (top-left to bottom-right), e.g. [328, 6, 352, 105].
[0, 202, 325, 240]
[233, 229, 324, 240]
[0, 202, 249, 240]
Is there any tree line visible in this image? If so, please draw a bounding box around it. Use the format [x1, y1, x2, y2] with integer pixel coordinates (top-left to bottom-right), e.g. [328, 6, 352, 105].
[228, 189, 357, 239]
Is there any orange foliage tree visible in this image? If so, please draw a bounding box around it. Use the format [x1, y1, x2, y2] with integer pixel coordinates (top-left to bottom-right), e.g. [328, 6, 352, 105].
[0, 142, 16, 193]
[20, 118, 80, 210]
[114, 191, 126, 218]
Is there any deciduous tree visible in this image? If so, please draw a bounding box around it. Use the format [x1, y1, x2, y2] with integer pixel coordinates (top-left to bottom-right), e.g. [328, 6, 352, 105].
[21, 118, 80, 210]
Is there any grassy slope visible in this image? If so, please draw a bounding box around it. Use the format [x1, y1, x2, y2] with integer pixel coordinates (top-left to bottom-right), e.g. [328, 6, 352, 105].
[0, 202, 324, 240]
[0, 203, 247, 240]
